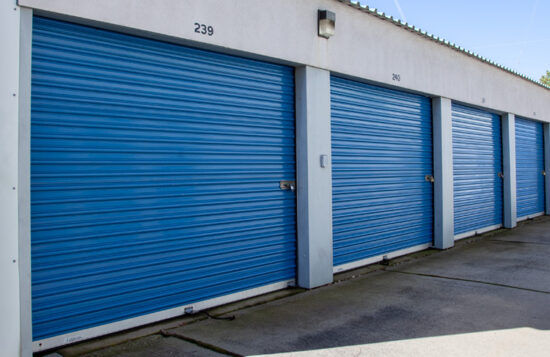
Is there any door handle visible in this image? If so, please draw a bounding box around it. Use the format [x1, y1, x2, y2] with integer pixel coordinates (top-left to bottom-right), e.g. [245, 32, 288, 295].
[498, 172, 504, 179]
[425, 175, 435, 183]
[280, 180, 296, 192]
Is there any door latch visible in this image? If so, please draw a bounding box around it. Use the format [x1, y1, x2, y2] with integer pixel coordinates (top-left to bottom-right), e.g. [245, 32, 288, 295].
[498, 172, 504, 179]
[543, 170, 547, 176]
[280, 180, 296, 192]
[425, 175, 435, 183]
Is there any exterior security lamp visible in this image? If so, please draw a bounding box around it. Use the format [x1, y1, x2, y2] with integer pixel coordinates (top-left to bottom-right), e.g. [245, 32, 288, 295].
[318, 10, 335, 38]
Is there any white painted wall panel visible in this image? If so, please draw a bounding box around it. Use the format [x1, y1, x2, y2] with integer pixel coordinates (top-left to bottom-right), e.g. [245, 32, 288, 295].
[1, 2, 22, 356]
[17, 0, 550, 122]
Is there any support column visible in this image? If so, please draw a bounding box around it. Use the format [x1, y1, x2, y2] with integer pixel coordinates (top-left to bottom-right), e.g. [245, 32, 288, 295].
[432, 97, 454, 249]
[1, 2, 32, 356]
[544, 123, 550, 215]
[19, 7, 33, 357]
[295, 66, 333, 289]
[502, 113, 517, 228]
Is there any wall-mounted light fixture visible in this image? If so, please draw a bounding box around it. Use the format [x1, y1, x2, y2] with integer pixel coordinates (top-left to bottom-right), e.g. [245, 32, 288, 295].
[318, 10, 335, 38]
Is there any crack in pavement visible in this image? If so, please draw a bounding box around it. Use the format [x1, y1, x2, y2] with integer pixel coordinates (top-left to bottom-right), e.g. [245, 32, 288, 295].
[385, 270, 550, 295]
[161, 329, 243, 357]
[490, 239, 550, 246]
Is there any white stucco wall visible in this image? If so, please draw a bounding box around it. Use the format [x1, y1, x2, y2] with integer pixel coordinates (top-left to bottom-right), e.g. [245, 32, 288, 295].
[1, 2, 23, 356]
[18, 0, 550, 121]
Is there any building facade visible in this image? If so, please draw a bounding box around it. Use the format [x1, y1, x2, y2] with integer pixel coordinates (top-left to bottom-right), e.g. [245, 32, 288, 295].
[1, 0, 549, 355]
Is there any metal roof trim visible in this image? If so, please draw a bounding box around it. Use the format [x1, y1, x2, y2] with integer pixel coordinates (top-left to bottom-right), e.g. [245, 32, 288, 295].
[338, 0, 550, 90]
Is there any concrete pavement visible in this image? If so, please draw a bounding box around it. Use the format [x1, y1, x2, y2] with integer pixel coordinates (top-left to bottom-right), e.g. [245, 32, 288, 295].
[54, 216, 550, 357]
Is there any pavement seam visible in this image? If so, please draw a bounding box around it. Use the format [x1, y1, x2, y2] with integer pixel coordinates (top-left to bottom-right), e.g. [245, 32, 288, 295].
[161, 329, 243, 357]
[386, 270, 550, 295]
[490, 239, 550, 246]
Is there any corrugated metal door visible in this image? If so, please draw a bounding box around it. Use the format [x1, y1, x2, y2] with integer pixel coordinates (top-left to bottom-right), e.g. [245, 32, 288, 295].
[331, 76, 433, 267]
[515, 117, 545, 218]
[452, 103, 503, 235]
[31, 17, 296, 341]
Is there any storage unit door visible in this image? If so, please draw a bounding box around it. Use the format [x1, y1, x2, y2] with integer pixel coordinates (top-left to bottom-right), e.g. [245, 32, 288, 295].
[331, 76, 433, 267]
[31, 17, 296, 341]
[452, 103, 503, 235]
[515, 117, 545, 218]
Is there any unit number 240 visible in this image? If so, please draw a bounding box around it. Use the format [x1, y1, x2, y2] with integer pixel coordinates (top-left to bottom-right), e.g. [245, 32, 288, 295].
[194, 23, 214, 36]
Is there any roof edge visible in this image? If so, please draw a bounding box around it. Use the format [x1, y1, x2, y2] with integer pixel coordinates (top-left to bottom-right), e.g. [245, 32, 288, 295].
[337, 0, 550, 91]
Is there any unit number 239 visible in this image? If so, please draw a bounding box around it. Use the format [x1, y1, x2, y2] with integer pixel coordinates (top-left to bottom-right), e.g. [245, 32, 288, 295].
[194, 23, 214, 36]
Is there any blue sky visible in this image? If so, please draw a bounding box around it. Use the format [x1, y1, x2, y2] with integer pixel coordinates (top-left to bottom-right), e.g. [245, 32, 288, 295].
[355, 0, 550, 82]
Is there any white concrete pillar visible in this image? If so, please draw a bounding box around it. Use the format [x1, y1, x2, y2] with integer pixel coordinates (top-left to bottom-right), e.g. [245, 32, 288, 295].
[544, 123, 550, 215]
[432, 97, 454, 249]
[19, 7, 33, 357]
[295, 66, 333, 289]
[502, 113, 517, 228]
[1, 2, 32, 356]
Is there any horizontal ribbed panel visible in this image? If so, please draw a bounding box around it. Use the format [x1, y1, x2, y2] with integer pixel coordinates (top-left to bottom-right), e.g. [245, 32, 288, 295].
[452, 103, 503, 235]
[515, 117, 545, 217]
[331, 76, 433, 266]
[31, 17, 296, 340]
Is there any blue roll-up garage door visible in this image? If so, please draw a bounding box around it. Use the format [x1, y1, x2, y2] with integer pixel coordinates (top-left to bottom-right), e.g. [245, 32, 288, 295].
[516, 117, 545, 219]
[31, 17, 296, 341]
[452, 103, 503, 236]
[331, 76, 433, 267]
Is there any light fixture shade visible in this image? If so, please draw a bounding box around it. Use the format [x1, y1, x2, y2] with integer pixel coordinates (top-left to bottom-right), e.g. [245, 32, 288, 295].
[318, 10, 335, 38]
